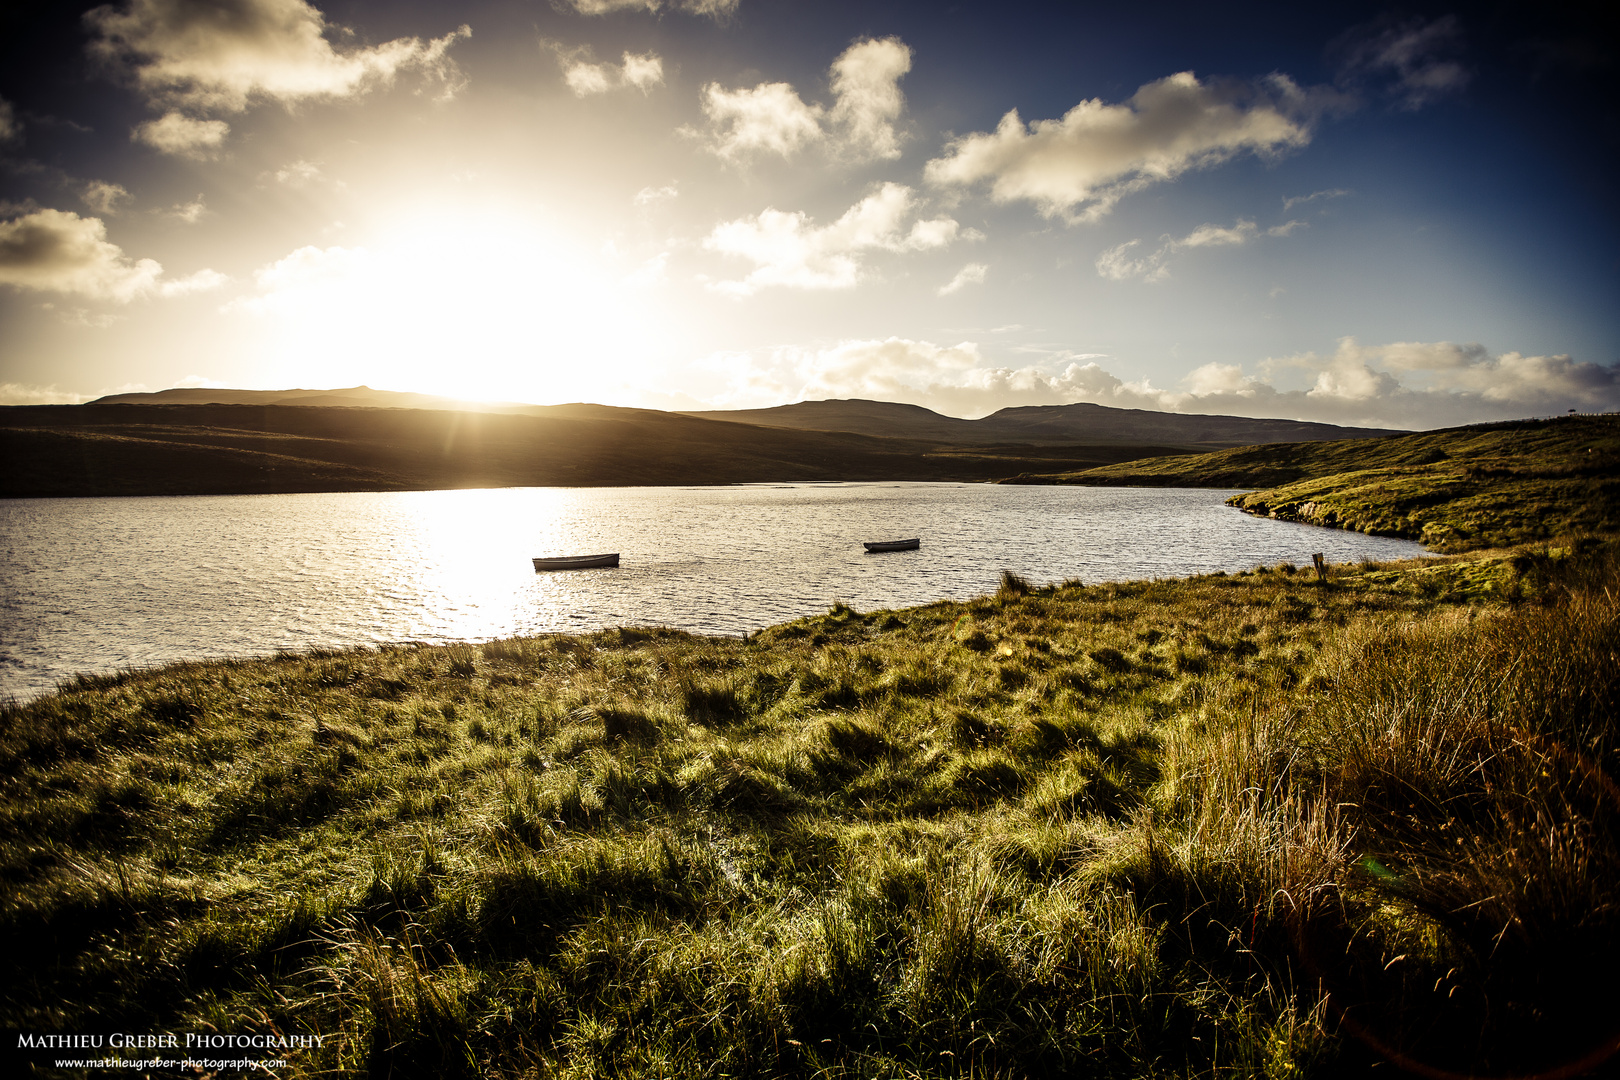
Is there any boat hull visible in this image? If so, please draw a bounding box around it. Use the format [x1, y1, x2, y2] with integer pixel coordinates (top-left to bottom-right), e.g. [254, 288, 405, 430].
[533, 553, 620, 571]
[863, 538, 920, 552]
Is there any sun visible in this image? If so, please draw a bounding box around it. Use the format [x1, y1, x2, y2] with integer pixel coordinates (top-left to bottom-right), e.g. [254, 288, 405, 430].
[235, 201, 677, 405]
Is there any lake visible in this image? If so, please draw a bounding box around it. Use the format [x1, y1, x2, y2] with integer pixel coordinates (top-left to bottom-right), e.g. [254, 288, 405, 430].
[0, 484, 1429, 700]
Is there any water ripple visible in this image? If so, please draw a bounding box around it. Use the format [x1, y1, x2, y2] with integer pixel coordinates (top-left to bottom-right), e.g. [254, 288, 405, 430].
[0, 483, 1427, 700]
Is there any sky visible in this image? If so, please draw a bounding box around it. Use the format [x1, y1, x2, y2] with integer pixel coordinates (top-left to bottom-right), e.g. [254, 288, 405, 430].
[0, 0, 1615, 428]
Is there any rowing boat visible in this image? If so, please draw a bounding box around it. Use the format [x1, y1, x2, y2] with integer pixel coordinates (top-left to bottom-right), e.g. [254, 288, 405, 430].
[532, 553, 620, 571]
[863, 538, 920, 553]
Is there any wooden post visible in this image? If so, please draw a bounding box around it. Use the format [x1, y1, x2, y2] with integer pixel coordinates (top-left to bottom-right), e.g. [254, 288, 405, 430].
[1312, 553, 1327, 584]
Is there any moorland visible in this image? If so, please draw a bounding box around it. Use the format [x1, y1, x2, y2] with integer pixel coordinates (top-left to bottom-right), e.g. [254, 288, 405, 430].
[1012, 414, 1620, 552]
[2, 408, 1616, 1078]
[2, 542, 1616, 1077]
[0, 394, 1393, 498]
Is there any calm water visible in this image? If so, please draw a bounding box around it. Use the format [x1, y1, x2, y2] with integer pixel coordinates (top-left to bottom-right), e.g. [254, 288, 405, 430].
[0, 484, 1428, 700]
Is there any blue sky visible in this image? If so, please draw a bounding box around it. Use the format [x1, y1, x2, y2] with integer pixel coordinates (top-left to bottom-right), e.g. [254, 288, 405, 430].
[1, 0, 1615, 426]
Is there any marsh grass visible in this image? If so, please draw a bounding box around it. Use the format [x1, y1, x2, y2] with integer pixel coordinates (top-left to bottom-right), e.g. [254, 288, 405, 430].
[1, 543, 1615, 1077]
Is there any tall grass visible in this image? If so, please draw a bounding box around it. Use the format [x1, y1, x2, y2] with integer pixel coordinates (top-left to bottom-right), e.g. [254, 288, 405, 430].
[0, 544, 1613, 1077]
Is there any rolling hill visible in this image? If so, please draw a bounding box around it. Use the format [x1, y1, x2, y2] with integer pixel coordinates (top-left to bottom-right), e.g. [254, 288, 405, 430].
[1005, 414, 1620, 551]
[0, 402, 1194, 497]
[679, 399, 1403, 447]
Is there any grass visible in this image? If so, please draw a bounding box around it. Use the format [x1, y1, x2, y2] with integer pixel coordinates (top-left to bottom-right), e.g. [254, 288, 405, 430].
[1009, 414, 1620, 552]
[2, 542, 1616, 1077]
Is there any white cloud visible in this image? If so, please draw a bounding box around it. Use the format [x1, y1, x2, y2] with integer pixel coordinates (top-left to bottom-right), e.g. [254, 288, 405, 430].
[0, 209, 228, 304]
[158, 267, 229, 296]
[926, 71, 1321, 222]
[1283, 188, 1350, 211]
[1337, 15, 1469, 110]
[0, 208, 163, 301]
[827, 36, 910, 161]
[938, 262, 987, 295]
[273, 159, 323, 186]
[164, 194, 207, 223]
[81, 180, 132, 215]
[86, 0, 470, 113]
[553, 46, 664, 96]
[0, 97, 19, 143]
[559, 0, 738, 19]
[0, 382, 96, 405]
[1096, 216, 1304, 282]
[633, 184, 678, 205]
[693, 334, 1618, 427]
[700, 81, 825, 161]
[703, 182, 961, 295]
[226, 243, 371, 313]
[132, 111, 229, 157]
[698, 37, 910, 163]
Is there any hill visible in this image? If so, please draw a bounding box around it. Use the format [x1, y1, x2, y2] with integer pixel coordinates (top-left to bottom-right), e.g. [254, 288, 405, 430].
[1005, 414, 1620, 551]
[680, 399, 1403, 447]
[0, 403, 1196, 497]
[87, 384, 535, 413]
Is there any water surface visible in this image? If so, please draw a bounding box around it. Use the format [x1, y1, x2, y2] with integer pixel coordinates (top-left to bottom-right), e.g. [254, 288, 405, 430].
[0, 484, 1428, 700]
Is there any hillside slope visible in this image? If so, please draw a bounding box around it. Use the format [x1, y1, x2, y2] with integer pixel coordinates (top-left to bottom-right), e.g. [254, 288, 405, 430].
[0, 403, 1187, 497]
[1007, 415, 1620, 551]
[682, 399, 1402, 447]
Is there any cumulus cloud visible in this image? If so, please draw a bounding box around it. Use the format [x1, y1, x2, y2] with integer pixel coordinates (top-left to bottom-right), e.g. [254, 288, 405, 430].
[703, 182, 961, 295]
[1336, 15, 1470, 109]
[938, 262, 987, 295]
[1096, 217, 1303, 281]
[551, 45, 664, 96]
[696, 334, 1618, 426]
[699, 37, 910, 163]
[0, 209, 228, 304]
[132, 110, 229, 157]
[81, 180, 132, 215]
[826, 37, 910, 161]
[926, 71, 1324, 222]
[699, 81, 825, 161]
[85, 0, 471, 113]
[0, 209, 163, 301]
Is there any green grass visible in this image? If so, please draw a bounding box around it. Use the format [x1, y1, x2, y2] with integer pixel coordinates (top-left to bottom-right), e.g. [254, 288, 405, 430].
[1009, 415, 1620, 552]
[2, 543, 1616, 1077]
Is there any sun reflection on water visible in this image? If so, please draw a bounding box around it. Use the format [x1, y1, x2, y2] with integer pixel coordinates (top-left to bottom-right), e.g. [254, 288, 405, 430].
[0, 484, 1432, 700]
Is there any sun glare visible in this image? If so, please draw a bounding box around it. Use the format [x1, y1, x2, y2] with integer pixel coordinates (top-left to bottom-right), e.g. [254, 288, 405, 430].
[240, 204, 672, 405]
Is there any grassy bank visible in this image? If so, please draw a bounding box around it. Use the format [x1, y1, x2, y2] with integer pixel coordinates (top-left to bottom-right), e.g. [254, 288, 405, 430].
[3, 544, 1617, 1077]
[1004, 415, 1620, 552]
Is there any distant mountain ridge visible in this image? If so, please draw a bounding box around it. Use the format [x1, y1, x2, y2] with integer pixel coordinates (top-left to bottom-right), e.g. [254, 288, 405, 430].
[0, 402, 1193, 497]
[681, 399, 1404, 447]
[89, 387, 1405, 448]
[88, 385, 530, 413]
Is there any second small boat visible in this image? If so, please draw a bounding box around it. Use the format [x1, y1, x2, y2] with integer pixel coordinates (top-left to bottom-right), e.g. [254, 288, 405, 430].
[533, 553, 620, 571]
[863, 538, 920, 553]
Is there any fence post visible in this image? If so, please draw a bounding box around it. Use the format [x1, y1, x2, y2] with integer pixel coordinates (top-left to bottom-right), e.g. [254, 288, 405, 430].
[1312, 553, 1327, 584]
